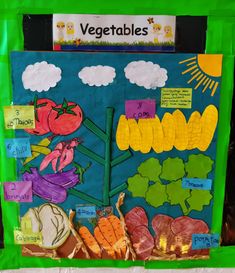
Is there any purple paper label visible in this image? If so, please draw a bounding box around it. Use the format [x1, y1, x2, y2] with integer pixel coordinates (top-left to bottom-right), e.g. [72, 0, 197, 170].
[4, 181, 32, 202]
[125, 99, 156, 119]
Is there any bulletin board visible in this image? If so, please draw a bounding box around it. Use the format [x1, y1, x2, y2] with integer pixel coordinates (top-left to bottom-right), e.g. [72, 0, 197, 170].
[0, 0, 234, 270]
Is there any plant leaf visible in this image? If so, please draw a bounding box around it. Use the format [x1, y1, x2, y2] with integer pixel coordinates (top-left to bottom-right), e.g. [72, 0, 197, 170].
[137, 158, 162, 182]
[62, 98, 68, 108]
[186, 190, 212, 214]
[127, 174, 149, 197]
[145, 181, 168, 208]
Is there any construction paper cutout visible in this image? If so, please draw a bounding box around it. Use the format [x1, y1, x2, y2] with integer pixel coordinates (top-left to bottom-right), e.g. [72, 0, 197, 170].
[124, 61, 168, 89]
[185, 154, 214, 179]
[125, 99, 156, 119]
[192, 234, 220, 250]
[14, 230, 42, 245]
[78, 65, 116, 87]
[4, 181, 32, 202]
[187, 111, 201, 150]
[137, 158, 161, 181]
[145, 181, 168, 208]
[21, 216, 33, 233]
[128, 118, 141, 151]
[186, 189, 212, 214]
[76, 205, 96, 219]
[116, 115, 129, 151]
[138, 118, 153, 153]
[151, 115, 164, 153]
[127, 174, 149, 197]
[22, 203, 70, 249]
[182, 178, 212, 190]
[161, 88, 192, 108]
[161, 112, 175, 151]
[197, 105, 218, 151]
[22, 167, 80, 203]
[22, 61, 62, 92]
[4, 105, 35, 129]
[5, 138, 32, 158]
[160, 157, 185, 181]
[166, 179, 190, 215]
[179, 54, 222, 96]
[151, 214, 209, 257]
[172, 109, 188, 151]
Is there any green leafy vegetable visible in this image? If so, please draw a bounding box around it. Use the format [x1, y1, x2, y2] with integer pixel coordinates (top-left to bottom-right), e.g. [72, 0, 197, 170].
[185, 154, 214, 178]
[160, 157, 185, 181]
[145, 181, 168, 208]
[166, 179, 191, 214]
[186, 189, 213, 214]
[137, 158, 162, 181]
[127, 174, 149, 197]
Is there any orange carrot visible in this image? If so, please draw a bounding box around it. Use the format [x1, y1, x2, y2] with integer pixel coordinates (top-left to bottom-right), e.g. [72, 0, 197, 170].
[94, 226, 116, 259]
[107, 215, 126, 258]
[97, 217, 122, 258]
[79, 226, 102, 258]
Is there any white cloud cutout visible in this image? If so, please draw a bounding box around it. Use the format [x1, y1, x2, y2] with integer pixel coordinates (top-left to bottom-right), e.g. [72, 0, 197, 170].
[22, 61, 62, 92]
[78, 65, 116, 87]
[124, 60, 168, 89]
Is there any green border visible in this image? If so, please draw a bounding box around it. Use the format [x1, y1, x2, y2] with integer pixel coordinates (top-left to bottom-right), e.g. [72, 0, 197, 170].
[0, 0, 234, 269]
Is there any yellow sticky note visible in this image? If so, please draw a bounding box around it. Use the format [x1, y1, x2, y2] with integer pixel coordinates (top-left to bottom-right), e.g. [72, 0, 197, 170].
[21, 216, 32, 233]
[4, 106, 35, 129]
[161, 88, 192, 109]
[14, 229, 42, 245]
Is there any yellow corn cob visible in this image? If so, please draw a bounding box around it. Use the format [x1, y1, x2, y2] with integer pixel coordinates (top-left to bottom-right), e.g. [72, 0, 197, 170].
[161, 113, 175, 151]
[138, 118, 153, 154]
[172, 110, 188, 151]
[116, 115, 129, 151]
[197, 105, 218, 151]
[128, 118, 141, 151]
[187, 111, 201, 150]
[151, 115, 164, 153]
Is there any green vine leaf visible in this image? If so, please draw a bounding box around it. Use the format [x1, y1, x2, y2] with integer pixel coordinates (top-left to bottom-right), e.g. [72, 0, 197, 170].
[186, 189, 213, 214]
[145, 181, 168, 208]
[166, 179, 190, 215]
[137, 158, 162, 181]
[127, 174, 149, 197]
[160, 157, 185, 181]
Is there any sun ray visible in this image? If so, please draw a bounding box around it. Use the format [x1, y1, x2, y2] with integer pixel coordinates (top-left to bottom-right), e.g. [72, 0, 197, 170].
[211, 81, 219, 96]
[186, 61, 196, 66]
[187, 71, 201, 84]
[203, 77, 210, 86]
[210, 80, 215, 89]
[191, 68, 199, 75]
[202, 79, 212, 93]
[182, 65, 198, 75]
[179, 56, 196, 64]
[196, 74, 204, 81]
[194, 75, 207, 90]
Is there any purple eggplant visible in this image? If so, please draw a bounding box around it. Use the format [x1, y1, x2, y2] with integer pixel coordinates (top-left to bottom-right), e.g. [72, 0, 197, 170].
[23, 168, 67, 203]
[43, 167, 79, 189]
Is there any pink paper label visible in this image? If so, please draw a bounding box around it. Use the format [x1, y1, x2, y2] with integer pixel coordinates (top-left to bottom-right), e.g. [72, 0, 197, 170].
[125, 99, 156, 119]
[4, 181, 32, 202]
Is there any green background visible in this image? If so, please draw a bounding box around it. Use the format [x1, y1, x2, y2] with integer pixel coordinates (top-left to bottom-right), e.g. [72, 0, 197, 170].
[0, 0, 234, 270]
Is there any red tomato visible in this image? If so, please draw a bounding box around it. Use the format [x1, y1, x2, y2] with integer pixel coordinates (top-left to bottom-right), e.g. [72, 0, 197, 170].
[25, 98, 56, 135]
[48, 100, 83, 136]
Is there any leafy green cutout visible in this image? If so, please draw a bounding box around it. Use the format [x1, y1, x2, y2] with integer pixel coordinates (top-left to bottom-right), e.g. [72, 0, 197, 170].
[160, 157, 185, 181]
[185, 154, 214, 178]
[186, 189, 213, 214]
[145, 181, 168, 208]
[127, 174, 149, 197]
[166, 179, 190, 214]
[137, 158, 162, 181]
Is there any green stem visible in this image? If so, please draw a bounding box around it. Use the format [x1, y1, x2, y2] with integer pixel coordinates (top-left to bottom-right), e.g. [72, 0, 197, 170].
[77, 144, 105, 165]
[83, 118, 108, 142]
[180, 201, 189, 215]
[68, 188, 103, 206]
[103, 107, 114, 206]
[109, 182, 127, 198]
[111, 150, 132, 167]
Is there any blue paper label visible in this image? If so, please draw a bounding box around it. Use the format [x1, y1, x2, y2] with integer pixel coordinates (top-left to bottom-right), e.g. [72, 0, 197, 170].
[182, 178, 212, 190]
[192, 234, 220, 250]
[5, 138, 32, 158]
[76, 205, 96, 219]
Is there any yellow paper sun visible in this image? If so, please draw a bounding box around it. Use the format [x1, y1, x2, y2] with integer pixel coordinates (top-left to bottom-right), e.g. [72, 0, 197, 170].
[179, 54, 222, 96]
